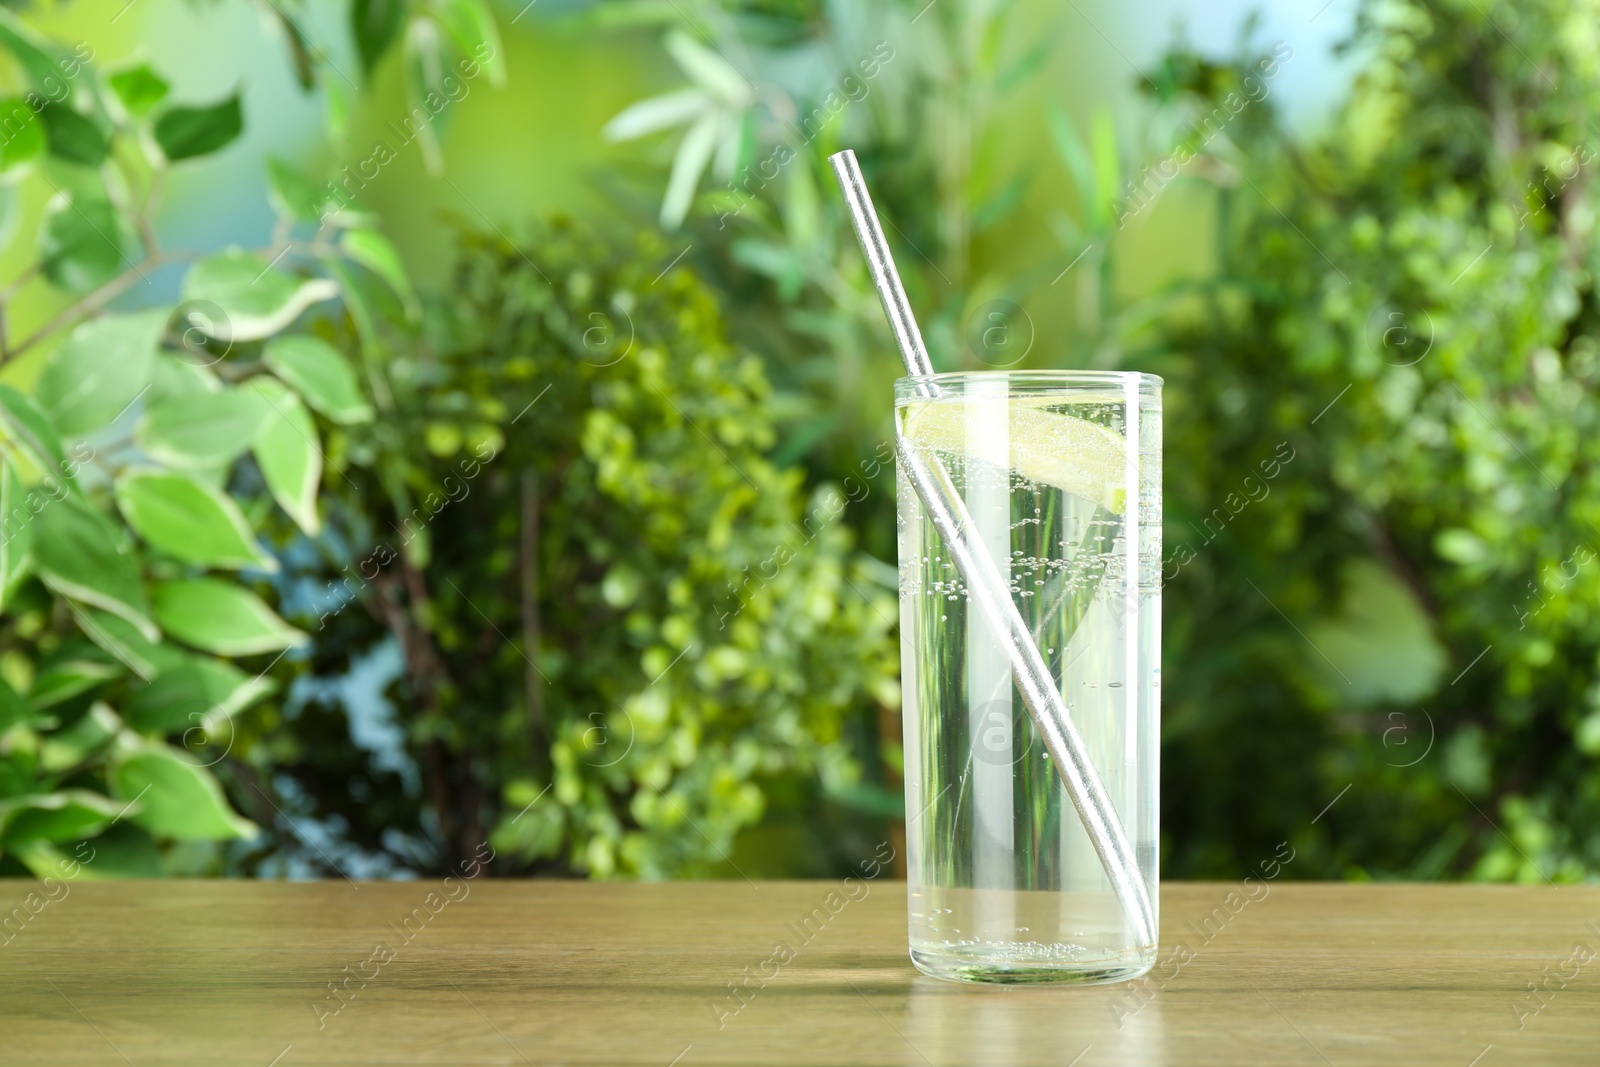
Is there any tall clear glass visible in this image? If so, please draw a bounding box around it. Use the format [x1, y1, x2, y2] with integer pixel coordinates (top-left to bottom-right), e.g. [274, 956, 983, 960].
[896, 370, 1161, 984]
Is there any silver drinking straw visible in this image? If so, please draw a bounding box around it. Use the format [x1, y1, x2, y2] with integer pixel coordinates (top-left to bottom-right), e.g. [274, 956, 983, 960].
[828, 150, 1157, 950]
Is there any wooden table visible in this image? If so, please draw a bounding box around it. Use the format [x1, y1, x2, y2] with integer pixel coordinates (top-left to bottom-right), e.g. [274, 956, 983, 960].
[3, 880, 1597, 1065]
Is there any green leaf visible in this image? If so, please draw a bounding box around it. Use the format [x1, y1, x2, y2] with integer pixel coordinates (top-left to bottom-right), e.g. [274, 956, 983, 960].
[39, 102, 110, 165]
[0, 97, 45, 172]
[0, 790, 125, 846]
[268, 5, 317, 91]
[182, 250, 339, 342]
[40, 702, 122, 772]
[996, 38, 1050, 96]
[71, 606, 162, 681]
[33, 494, 156, 641]
[29, 651, 119, 709]
[0, 457, 35, 609]
[341, 229, 418, 317]
[151, 578, 306, 656]
[436, 0, 504, 86]
[152, 92, 243, 162]
[1090, 106, 1121, 221]
[603, 88, 711, 143]
[0, 185, 16, 250]
[40, 823, 160, 878]
[324, 73, 350, 142]
[34, 309, 167, 437]
[660, 110, 719, 230]
[972, 173, 1028, 233]
[0, 12, 72, 97]
[266, 157, 327, 222]
[115, 468, 276, 571]
[324, 260, 380, 349]
[126, 651, 273, 736]
[136, 389, 273, 470]
[1048, 106, 1103, 232]
[664, 30, 749, 106]
[401, 18, 447, 173]
[38, 185, 131, 294]
[244, 378, 321, 534]
[352, 0, 406, 75]
[107, 62, 170, 117]
[109, 740, 257, 841]
[0, 673, 47, 733]
[148, 353, 222, 407]
[0, 383, 67, 480]
[263, 335, 373, 424]
[1304, 560, 1448, 706]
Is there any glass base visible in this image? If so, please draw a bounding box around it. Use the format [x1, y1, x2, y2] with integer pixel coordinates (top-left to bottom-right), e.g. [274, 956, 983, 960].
[910, 942, 1156, 986]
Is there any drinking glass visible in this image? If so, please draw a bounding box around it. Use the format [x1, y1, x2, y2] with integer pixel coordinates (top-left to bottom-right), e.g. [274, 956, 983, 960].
[896, 370, 1161, 984]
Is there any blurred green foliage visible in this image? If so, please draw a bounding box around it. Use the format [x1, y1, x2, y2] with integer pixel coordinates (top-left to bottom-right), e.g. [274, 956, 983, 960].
[1149, 0, 1600, 880]
[4, 0, 1596, 887]
[0, 8, 392, 877]
[272, 224, 900, 878]
[595, 0, 1056, 560]
[608, 0, 1600, 884]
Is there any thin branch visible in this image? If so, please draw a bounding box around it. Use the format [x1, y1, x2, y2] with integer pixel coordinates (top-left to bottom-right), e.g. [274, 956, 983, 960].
[1, 262, 40, 301]
[2, 256, 169, 366]
[138, 161, 166, 257]
[114, 148, 161, 259]
[1, 232, 323, 366]
[519, 468, 545, 763]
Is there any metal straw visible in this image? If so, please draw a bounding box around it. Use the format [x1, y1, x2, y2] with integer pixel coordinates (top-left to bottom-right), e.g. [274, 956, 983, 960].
[828, 150, 1157, 949]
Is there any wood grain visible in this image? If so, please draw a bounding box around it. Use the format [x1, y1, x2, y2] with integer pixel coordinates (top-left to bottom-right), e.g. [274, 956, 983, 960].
[2, 879, 1597, 1065]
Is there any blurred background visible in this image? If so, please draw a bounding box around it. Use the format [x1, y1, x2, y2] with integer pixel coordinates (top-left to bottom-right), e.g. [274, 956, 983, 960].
[0, 0, 1594, 886]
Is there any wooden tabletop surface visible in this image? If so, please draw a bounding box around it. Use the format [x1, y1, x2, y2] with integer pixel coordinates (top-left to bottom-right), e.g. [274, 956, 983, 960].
[3, 879, 1598, 1065]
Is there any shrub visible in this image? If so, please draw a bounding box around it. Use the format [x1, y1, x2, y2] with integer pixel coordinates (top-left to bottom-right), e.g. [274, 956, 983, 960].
[1149, 0, 1600, 880]
[0, 11, 390, 876]
[270, 224, 901, 878]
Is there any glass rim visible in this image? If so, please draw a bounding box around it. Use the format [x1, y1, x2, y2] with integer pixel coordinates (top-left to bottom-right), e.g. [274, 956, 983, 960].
[893, 369, 1163, 392]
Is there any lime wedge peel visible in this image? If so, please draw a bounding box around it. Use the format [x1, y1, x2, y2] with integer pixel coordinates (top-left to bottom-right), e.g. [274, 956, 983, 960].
[900, 396, 1132, 514]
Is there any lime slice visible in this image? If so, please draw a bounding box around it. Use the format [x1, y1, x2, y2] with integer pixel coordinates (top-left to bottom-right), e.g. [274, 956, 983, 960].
[901, 395, 1131, 513]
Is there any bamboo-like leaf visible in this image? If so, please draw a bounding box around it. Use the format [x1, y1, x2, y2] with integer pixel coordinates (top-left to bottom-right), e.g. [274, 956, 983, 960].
[660, 110, 720, 230]
[664, 31, 749, 106]
[603, 88, 711, 142]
